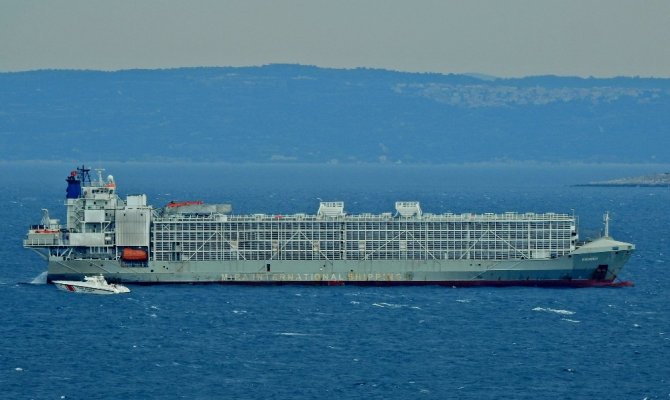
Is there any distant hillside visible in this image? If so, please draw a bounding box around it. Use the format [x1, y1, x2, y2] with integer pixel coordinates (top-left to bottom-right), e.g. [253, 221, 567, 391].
[1, 65, 669, 164]
[575, 172, 670, 187]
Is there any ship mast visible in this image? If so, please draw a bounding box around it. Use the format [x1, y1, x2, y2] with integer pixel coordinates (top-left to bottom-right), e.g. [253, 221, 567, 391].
[77, 165, 91, 186]
[603, 212, 610, 238]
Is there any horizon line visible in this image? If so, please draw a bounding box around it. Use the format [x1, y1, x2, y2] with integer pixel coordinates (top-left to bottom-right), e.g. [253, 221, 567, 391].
[1, 63, 668, 80]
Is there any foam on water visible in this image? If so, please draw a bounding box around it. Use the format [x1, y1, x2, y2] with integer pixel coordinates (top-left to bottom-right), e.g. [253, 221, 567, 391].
[532, 307, 576, 315]
[30, 271, 48, 285]
[276, 332, 309, 336]
[372, 302, 410, 308]
[561, 318, 581, 323]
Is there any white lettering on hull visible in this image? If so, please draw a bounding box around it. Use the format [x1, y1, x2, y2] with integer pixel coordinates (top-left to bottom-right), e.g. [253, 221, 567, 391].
[220, 272, 405, 282]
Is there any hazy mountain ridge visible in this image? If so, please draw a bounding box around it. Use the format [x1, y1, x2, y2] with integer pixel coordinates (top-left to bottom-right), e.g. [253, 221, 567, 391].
[1, 65, 668, 164]
[576, 172, 670, 187]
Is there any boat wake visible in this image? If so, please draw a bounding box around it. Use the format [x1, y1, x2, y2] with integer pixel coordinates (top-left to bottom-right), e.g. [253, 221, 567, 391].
[29, 271, 48, 285]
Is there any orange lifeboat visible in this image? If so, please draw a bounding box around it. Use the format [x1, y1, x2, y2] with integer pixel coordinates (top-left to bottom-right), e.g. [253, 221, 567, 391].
[121, 248, 148, 261]
[34, 229, 59, 234]
[167, 200, 203, 208]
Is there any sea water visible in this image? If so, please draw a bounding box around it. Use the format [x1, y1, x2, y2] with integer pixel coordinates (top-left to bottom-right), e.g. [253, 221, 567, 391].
[0, 163, 668, 399]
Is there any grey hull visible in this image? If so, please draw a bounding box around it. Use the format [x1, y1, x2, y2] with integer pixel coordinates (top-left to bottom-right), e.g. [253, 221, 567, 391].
[46, 237, 633, 287]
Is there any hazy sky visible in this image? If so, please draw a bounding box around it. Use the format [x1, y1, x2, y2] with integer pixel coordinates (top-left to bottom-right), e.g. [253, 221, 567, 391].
[1, 0, 669, 77]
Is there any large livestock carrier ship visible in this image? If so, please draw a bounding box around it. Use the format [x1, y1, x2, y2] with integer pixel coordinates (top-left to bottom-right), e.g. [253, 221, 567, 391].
[25, 166, 634, 287]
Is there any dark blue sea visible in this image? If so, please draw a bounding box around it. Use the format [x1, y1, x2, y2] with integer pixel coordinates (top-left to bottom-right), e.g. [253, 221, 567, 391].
[1, 162, 668, 399]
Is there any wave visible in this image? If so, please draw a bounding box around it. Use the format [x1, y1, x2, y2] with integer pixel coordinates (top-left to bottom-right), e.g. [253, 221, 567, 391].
[372, 302, 421, 309]
[532, 307, 575, 315]
[372, 302, 405, 308]
[561, 318, 581, 323]
[276, 332, 309, 336]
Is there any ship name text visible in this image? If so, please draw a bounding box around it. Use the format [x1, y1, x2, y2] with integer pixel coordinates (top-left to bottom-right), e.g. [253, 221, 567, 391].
[221, 272, 405, 282]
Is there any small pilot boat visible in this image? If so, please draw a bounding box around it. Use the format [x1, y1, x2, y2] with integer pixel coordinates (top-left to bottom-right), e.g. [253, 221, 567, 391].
[53, 275, 130, 295]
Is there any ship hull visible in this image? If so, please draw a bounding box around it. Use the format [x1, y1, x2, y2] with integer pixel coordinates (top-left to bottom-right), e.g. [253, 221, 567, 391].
[46, 243, 632, 287]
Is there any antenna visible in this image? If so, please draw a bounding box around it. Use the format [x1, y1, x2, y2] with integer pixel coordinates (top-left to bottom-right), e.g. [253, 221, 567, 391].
[603, 212, 610, 237]
[77, 165, 91, 186]
[95, 168, 105, 185]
